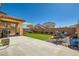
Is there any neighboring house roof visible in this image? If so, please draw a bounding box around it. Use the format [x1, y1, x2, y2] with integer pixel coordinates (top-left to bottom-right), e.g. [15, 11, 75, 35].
[0, 12, 25, 22]
[69, 24, 78, 28]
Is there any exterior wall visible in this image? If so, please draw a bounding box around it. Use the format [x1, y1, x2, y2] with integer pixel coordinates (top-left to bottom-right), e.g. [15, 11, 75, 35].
[76, 25, 79, 37]
[24, 27, 76, 35]
[47, 28, 76, 35]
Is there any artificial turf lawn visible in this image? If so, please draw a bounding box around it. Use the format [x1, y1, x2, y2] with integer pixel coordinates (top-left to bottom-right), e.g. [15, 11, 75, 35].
[24, 33, 52, 40]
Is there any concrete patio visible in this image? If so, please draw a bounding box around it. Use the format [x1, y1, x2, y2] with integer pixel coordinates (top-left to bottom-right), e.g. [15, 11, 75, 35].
[0, 36, 79, 56]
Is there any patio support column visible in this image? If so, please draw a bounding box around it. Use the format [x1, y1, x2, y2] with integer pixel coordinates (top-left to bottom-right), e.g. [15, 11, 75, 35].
[19, 26, 23, 35]
[16, 23, 23, 36]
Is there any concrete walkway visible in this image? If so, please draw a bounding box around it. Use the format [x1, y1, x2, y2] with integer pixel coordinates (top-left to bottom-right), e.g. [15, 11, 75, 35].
[0, 36, 79, 56]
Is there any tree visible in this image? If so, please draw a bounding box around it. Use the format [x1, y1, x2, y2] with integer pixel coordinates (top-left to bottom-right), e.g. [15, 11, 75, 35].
[43, 22, 56, 29]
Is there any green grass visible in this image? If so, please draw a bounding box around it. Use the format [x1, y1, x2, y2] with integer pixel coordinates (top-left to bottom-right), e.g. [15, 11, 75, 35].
[24, 32, 52, 40]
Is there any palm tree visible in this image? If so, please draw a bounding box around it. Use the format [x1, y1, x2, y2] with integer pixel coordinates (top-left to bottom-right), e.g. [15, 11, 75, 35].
[0, 3, 1, 7]
[0, 3, 2, 10]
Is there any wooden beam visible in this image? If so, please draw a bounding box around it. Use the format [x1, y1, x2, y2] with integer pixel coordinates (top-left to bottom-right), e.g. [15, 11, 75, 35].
[0, 18, 19, 23]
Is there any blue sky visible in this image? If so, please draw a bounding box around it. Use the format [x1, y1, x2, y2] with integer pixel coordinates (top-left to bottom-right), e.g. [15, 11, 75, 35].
[0, 3, 79, 27]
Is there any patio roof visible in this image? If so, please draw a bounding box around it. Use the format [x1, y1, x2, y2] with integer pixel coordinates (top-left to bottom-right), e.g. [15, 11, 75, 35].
[0, 13, 25, 22]
[22, 22, 33, 25]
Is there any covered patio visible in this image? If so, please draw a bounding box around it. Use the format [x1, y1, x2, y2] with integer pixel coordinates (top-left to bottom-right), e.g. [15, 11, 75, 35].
[0, 12, 26, 36]
[0, 12, 32, 38]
